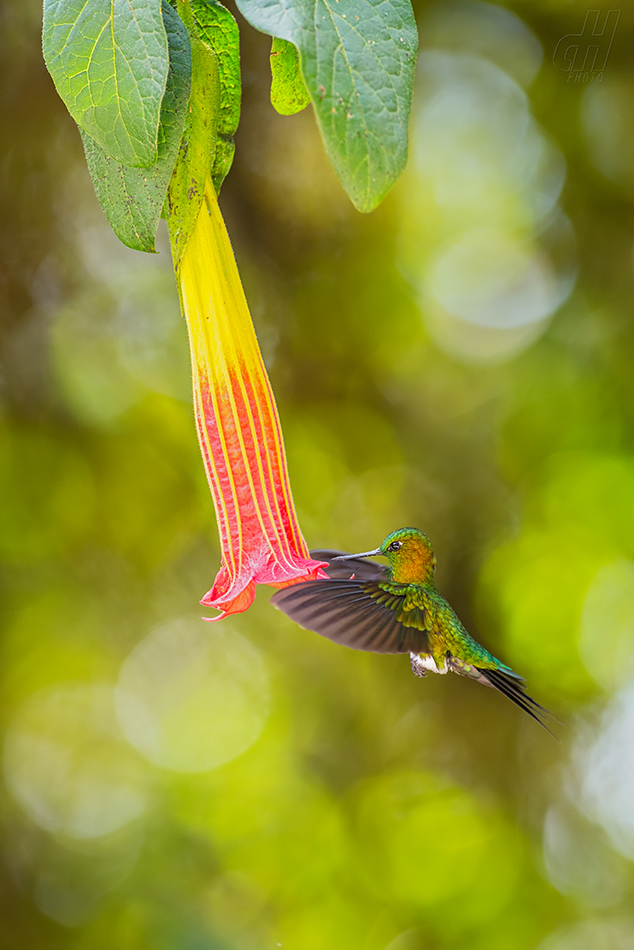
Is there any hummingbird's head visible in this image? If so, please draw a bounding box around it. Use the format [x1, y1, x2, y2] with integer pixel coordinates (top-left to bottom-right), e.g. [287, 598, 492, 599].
[333, 527, 436, 584]
[378, 527, 436, 583]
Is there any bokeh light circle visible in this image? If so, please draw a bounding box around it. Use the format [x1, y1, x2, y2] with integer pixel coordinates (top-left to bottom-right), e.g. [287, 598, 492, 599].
[428, 229, 561, 329]
[579, 560, 634, 691]
[115, 619, 270, 773]
[3, 684, 148, 838]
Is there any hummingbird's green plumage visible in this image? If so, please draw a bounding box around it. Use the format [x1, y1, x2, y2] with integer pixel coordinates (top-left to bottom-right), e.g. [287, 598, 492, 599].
[271, 527, 549, 728]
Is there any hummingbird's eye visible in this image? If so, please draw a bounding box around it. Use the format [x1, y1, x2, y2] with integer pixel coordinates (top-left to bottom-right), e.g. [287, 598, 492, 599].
[388, 541, 402, 552]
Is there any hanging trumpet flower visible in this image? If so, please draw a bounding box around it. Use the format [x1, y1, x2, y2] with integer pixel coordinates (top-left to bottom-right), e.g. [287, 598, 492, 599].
[177, 178, 327, 618]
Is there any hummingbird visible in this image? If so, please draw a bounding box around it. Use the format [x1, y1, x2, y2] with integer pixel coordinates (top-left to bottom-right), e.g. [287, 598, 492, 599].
[271, 527, 549, 729]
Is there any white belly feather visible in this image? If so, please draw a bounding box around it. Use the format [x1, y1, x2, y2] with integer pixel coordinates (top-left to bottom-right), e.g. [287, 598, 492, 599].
[410, 653, 448, 676]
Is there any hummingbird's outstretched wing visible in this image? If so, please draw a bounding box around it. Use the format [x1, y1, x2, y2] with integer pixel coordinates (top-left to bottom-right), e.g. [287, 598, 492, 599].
[270, 578, 430, 654]
[272, 549, 430, 653]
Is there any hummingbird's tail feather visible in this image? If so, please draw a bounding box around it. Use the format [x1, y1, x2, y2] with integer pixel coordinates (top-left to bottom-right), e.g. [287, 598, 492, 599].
[476, 666, 555, 734]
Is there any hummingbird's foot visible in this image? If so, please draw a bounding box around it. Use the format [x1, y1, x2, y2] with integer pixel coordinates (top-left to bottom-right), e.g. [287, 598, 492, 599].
[410, 653, 427, 677]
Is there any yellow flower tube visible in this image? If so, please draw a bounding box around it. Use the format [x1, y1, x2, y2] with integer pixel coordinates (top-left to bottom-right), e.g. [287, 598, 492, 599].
[177, 177, 327, 619]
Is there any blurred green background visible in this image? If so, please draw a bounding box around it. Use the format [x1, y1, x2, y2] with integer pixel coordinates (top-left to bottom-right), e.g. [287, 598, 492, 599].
[2, 1, 634, 947]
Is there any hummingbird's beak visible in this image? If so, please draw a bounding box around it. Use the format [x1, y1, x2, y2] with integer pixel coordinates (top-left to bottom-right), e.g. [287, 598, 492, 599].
[332, 548, 383, 561]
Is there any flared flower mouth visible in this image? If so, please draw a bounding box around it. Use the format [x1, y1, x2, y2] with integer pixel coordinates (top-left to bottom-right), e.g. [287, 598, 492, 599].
[177, 178, 328, 619]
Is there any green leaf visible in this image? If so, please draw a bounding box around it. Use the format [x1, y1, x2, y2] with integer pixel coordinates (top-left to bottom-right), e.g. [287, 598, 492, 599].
[165, 20, 220, 268]
[270, 37, 310, 116]
[43, 0, 170, 168]
[190, 0, 241, 191]
[234, 0, 418, 212]
[80, 2, 192, 253]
